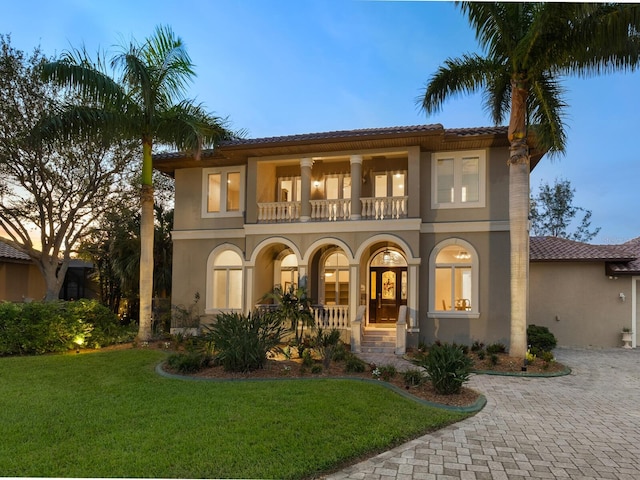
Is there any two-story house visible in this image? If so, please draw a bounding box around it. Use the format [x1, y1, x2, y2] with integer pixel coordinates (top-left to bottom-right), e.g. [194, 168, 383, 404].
[154, 124, 544, 353]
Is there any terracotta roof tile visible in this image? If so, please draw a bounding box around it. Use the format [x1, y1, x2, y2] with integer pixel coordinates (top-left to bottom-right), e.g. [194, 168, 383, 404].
[608, 237, 640, 274]
[530, 236, 636, 262]
[0, 240, 30, 261]
[153, 124, 509, 161]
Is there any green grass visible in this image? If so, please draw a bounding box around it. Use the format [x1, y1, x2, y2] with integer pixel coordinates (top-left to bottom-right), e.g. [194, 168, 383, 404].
[0, 349, 468, 479]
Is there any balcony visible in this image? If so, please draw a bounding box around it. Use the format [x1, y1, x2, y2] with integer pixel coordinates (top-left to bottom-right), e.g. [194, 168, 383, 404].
[257, 196, 408, 223]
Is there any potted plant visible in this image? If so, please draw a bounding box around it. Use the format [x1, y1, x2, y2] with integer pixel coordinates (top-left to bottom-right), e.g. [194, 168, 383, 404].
[622, 327, 633, 349]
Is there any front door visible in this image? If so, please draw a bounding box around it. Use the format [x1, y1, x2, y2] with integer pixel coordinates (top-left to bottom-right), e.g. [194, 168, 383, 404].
[369, 267, 407, 324]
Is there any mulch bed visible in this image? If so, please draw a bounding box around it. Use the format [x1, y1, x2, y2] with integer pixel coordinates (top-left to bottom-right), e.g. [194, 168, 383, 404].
[158, 347, 567, 409]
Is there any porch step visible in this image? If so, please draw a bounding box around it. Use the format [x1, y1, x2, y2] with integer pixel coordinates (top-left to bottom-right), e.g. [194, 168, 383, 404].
[361, 329, 396, 354]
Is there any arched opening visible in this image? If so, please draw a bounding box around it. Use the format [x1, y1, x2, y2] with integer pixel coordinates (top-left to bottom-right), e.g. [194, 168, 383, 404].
[368, 248, 407, 325]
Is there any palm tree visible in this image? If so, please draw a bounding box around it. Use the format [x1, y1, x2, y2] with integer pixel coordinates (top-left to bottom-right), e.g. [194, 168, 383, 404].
[40, 25, 234, 340]
[420, 3, 640, 357]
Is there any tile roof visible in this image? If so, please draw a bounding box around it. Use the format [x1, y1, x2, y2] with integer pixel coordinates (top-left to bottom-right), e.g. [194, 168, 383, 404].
[153, 124, 509, 160]
[530, 236, 636, 262]
[0, 239, 30, 261]
[608, 237, 640, 274]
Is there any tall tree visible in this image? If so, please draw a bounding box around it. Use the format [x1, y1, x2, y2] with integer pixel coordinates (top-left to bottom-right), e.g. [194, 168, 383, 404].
[40, 25, 235, 340]
[420, 3, 640, 357]
[530, 178, 601, 242]
[0, 35, 136, 300]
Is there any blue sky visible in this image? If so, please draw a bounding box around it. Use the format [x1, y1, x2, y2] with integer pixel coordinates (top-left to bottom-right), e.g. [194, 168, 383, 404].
[2, 0, 638, 243]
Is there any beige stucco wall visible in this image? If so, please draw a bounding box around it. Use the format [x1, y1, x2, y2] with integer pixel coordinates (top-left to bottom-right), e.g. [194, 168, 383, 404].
[418, 231, 511, 346]
[0, 262, 46, 302]
[530, 262, 633, 348]
[420, 146, 510, 223]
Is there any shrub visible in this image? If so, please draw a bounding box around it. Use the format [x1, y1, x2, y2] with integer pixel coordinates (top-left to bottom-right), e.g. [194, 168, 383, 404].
[166, 352, 209, 373]
[486, 343, 507, 354]
[378, 364, 397, 381]
[470, 340, 485, 352]
[0, 300, 132, 356]
[331, 341, 348, 362]
[527, 325, 557, 353]
[301, 349, 314, 368]
[311, 364, 323, 374]
[344, 353, 366, 373]
[314, 328, 341, 368]
[203, 311, 287, 372]
[489, 353, 499, 365]
[402, 368, 425, 387]
[415, 343, 472, 395]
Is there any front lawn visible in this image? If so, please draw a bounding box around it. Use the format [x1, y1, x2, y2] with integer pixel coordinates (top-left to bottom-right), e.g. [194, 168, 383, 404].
[0, 349, 469, 479]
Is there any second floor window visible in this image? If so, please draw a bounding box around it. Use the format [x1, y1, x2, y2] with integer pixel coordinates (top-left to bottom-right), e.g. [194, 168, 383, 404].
[374, 172, 406, 197]
[202, 166, 245, 217]
[432, 150, 485, 208]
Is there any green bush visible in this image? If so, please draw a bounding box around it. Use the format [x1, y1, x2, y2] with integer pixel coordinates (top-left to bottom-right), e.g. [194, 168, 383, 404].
[314, 328, 341, 368]
[402, 368, 425, 387]
[378, 364, 397, 381]
[415, 343, 473, 395]
[527, 324, 557, 353]
[203, 311, 287, 372]
[166, 352, 209, 373]
[486, 343, 507, 354]
[0, 300, 132, 356]
[344, 353, 366, 373]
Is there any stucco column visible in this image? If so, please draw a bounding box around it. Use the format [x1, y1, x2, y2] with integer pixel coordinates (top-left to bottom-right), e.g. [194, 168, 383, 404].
[407, 263, 420, 332]
[244, 266, 254, 316]
[350, 155, 362, 220]
[300, 157, 313, 222]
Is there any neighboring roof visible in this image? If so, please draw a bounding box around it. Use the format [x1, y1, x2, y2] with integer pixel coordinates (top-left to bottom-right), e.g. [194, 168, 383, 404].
[531, 236, 640, 275]
[608, 237, 640, 274]
[530, 236, 636, 262]
[0, 239, 30, 262]
[153, 123, 545, 175]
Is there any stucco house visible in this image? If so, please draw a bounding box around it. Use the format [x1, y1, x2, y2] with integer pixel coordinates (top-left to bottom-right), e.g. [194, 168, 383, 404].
[530, 236, 640, 349]
[0, 239, 97, 302]
[155, 123, 545, 353]
[0, 240, 46, 302]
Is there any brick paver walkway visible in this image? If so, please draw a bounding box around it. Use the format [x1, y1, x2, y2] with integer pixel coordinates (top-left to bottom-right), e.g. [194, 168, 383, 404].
[327, 348, 640, 479]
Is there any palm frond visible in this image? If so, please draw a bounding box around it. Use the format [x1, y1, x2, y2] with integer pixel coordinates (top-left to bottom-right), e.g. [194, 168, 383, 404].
[154, 100, 233, 153]
[483, 72, 511, 125]
[419, 53, 500, 117]
[527, 73, 567, 157]
[42, 49, 126, 107]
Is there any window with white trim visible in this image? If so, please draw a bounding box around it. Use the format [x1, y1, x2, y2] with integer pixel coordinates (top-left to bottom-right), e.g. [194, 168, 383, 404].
[202, 166, 245, 217]
[374, 171, 406, 197]
[431, 151, 485, 208]
[428, 240, 479, 318]
[209, 249, 243, 311]
[322, 251, 349, 305]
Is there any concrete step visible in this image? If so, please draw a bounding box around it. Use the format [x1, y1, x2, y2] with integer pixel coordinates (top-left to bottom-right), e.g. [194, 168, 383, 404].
[361, 332, 396, 354]
[360, 345, 396, 354]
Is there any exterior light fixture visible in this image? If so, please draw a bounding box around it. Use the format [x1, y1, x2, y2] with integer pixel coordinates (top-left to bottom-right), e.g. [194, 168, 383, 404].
[455, 250, 471, 260]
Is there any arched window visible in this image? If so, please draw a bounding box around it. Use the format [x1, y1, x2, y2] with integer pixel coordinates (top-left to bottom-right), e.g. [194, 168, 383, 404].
[429, 240, 479, 317]
[322, 251, 349, 305]
[208, 249, 243, 311]
[278, 252, 299, 289]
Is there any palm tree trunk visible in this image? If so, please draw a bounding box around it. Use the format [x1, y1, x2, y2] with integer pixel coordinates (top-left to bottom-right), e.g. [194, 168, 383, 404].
[138, 140, 155, 341]
[508, 80, 530, 359]
[138, 183, 155, 340]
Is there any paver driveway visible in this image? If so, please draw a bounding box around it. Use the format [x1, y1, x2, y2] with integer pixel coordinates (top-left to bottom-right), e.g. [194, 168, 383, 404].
[327, 348, 640, 479]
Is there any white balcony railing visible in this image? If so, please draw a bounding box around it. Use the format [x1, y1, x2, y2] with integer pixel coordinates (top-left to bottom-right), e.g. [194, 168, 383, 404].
[310, 199, 351, 221]
[257, 201, 301, 222]
[313, 305, 349, 330]
[254, 304, 350, 330]
[360, 196, 408, 220]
